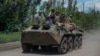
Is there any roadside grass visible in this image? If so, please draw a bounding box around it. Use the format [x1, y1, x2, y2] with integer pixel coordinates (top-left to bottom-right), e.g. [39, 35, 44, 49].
[0, 32, 21, 43]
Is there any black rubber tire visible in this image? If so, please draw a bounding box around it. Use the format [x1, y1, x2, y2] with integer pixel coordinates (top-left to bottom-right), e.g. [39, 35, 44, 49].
[41, 46, 56, 50]
[68, 36, 73, 51]
[32, 45, 39, 51]
[74, 36, 79, 50]
[22, 44, 32, 52]
[41, 46, 48, 50]
[57, 37, 69, 54]
[78, 36, 82, 48]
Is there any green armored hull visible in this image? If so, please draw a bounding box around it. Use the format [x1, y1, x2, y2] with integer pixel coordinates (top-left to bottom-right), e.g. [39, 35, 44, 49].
[21, 25, 83, 54]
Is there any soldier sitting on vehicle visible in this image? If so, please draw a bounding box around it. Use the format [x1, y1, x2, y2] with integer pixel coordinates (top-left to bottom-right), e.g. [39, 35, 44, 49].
[64, 21, 76, 32]
[54, 11, 61, 24]
[34, 12, 45, 26]
[44, 16, 53, 26]
[56, 13, 66, 27]
[65, 15, 76, 31]
[66, 15, 73, 22]
[55, 13, 76, 32]
[48, 9, 56, 24]
[65, 15, 84, 33]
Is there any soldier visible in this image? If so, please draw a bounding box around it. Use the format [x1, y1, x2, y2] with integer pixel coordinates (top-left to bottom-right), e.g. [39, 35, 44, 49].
[54, 11, 60, 24]
[65, 15, 76, 31]
[66, 14, 73, 23]
[57, 13, 66, 27]
[44, 17, 53, 25]
[48, 9, 56, 24]
[34, 12, 45, 25]
[64, 21, 76, 32]
[67, 15, 83, 32]
[60, 14, 66, 23]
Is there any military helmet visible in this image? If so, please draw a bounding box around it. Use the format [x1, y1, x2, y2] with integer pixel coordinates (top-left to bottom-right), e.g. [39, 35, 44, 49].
[51, 9, 55, 13]
[55, 11, 60, 15]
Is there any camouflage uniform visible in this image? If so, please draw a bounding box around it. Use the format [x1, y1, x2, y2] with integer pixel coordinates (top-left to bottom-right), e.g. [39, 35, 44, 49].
[66, 15, 74, 23]
[64, 22, 76, 31]
[48, 9, 55, 17]
[64, 15, 76, 31]
[48, 9, 55, 24]
[56, 14, 66, 27]
[44, 17, 53, 25]
[54, 12, 60, 25]
[34, 12, 45, 25]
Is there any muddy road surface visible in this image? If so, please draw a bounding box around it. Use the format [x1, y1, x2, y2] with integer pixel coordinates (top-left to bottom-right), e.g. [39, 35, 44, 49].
[0, 30, 100, 56]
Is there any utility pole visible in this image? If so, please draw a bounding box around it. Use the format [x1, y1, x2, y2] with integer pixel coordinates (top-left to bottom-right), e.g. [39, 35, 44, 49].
[83, 2, 85, 29]
[73, 0, 77, 11]
[93, 6, 97, 28]
[68, 0, 73, 13]
[57, 0, 60, 7]
[50, 0, 56, 8]
[61, 0, 64, 8]
[83, 3, 85, 13]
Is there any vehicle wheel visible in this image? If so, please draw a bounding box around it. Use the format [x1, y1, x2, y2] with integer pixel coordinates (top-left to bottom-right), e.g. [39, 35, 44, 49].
[22, 44, 32, 52]
[41, 46, 47, 50]
[32, 45, 39, 51]
[74, 36, 79, 49]
[68, 36, 73, 51]
[58, 37, 69, 54]
[78, 36, 82, 48]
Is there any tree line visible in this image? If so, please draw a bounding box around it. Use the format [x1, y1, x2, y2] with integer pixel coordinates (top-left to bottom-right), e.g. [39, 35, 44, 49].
[0, 0, 100, 32]
[40, 0, 100, 30]
[0, 0, 41, 32]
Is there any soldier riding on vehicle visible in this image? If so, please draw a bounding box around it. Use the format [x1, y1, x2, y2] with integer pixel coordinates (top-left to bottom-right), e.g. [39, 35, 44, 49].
[48, 9, 56, 24]
[65, 14, 77, 32]
[21, 9, 83, 54]
[54, 11, 60, 25]
[66, 14, 83, 32]
[34, 12, 45, 26]
[56, 13, 66, 26]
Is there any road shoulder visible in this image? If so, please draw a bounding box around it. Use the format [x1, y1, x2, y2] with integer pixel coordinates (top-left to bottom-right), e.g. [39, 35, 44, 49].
[0, 41, 21, 52]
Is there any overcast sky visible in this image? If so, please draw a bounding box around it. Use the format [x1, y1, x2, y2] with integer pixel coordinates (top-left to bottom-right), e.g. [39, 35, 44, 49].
[41, 0, 100, 11]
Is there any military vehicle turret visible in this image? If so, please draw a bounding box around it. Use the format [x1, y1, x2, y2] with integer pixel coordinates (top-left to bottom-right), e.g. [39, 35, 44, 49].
[21, 24, 83, 54]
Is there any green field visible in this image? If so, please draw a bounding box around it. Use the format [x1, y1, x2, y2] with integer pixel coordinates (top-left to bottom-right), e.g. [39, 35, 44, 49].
[0, 32, 21, 43]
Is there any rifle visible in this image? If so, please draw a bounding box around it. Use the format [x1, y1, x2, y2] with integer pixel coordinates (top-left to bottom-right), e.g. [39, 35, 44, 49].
[43, 12, 48, 19]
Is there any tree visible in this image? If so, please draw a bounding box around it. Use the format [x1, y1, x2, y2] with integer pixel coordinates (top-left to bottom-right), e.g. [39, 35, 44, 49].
[68, 0, 73, 12]
[40, 1, 52, 13]
[72, 0, 77, 11]
[0, 0, 41, 32]
[61, 0, 64, 8]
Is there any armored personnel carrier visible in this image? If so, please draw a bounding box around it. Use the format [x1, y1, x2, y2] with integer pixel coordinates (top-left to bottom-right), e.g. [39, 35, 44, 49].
[21, 24, 83, 54]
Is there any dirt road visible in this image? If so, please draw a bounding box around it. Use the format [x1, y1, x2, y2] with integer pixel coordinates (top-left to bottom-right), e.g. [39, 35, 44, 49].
[0, 30, 100, 56]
